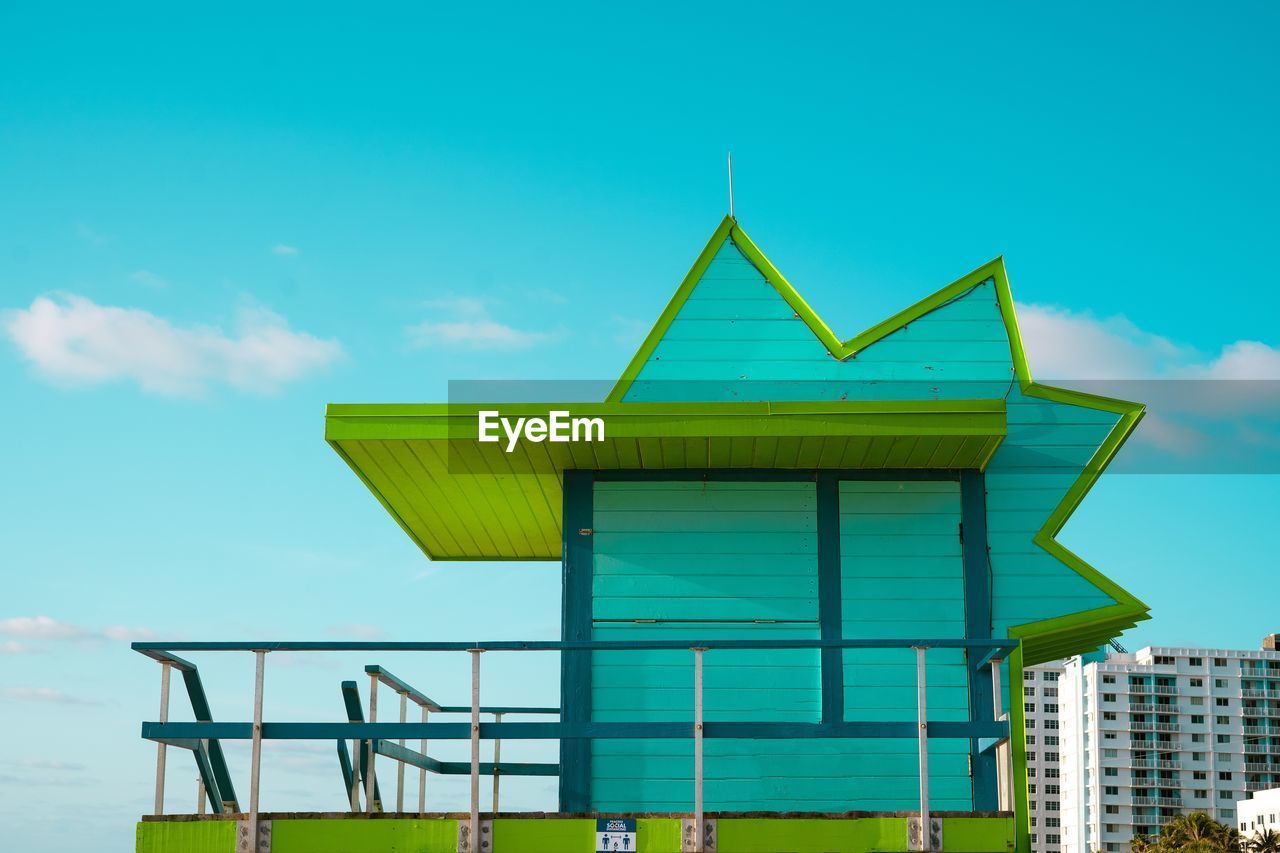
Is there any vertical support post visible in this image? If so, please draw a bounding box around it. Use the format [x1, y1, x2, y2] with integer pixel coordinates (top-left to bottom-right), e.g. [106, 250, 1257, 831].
[915, 645, 931, 851]
[153, 661, 171, 815]
[365, 672, 378, 814]
[418, 705, 428, 816]
[350, 736, 362, 811]
[469, 649, 482, 850]
[249, 651, 266, 844]
[960, 469, 996, 810]
[397, 691, 407, 813]
[559, 469, 594, 811]
[815, 473, 844, 725]
[991, 658, 1014, 811]
[492, 712, 503, 813]
[693, 647, 706, 853]
[197, 777, 206, 815]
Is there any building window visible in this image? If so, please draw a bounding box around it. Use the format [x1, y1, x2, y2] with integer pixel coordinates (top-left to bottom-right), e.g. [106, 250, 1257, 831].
[1192, 734, 1205, 743]
[1155, 656, 1176, 665]
[1216, 679, 1228, 688]
[1025, 686, 1036, 697]
[1105, 785, 1119, 795]
[1103, 731, 1116, 740]
[1045, 768, 1060, 778]
[1046, 720, 1060, 730]
[1046, 801, 1060, 812]
[1219, 790, 1233, 800]
[1103, 675, 1116, 684]
[1047, 834, 1061, 844]
[1216, 697, 1230, 707]
[1214, 658, 1227, 667]
[1046, 736, 1060, 746]
[1217, 734, 1231, 744]
[1044, 687, 1059, 698]
[1194, 789, 1208, 799]
[1045, 704, 1059, 713]
[1025, 702, 1036, 714]
[1045, 672, 1060, 682]
[1103, 693, 1116, 702]
[1046, 751, 1059, 762]
[1105, 805, 1119, 815]
[1046, 784, 1060, 795]
[1193, 771, 1206, 780]
[1028, 753, 1037, 762]
[1029, 784, 1037, 794]
[1024, 671, 1037, 682]
[1105, 767, 1118, 777]
[1192, 715, 1205, 724]
[1216, 715, 1230, 725]
[1219, 772, 1232, 781]
[1190, 678, 1203, 687]
[1027, 735, 1037, 745]
[1103, 712, 1117, 721]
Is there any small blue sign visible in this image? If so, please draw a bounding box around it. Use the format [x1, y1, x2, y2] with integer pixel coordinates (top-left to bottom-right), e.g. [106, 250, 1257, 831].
[595, 818, 637, 852]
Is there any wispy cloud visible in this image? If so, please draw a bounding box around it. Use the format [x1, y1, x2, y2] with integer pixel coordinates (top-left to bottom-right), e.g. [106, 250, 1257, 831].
[3, 295, 343, 397]
[406, 297, 554, 351]
[272, 244, 299, 257]
[74, 223, 112, 246]
[0, 687, 100, 706]
[129, 269, 168, 288]
[10, 758, 87, 772]
[1017, 302, 1280, 380]
[0, 616, 157, 652]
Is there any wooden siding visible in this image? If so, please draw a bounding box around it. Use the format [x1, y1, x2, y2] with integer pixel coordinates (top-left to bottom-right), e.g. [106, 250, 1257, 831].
[620, 241, 1123, 640]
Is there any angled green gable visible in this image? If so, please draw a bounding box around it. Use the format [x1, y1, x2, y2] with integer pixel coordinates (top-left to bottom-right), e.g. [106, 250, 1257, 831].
[608, 216, 1148, 665]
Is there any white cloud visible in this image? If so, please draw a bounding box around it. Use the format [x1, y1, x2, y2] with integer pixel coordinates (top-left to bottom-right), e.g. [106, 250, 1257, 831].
[0, 687, 100, 706]
[1016, 302, 1280, 380]
[0, 616, 91, 640]
[3, 294, 343, 397]
[0, 641, 31, 654]
[407, 297, 553, 351]
[272, 244, 299, 256]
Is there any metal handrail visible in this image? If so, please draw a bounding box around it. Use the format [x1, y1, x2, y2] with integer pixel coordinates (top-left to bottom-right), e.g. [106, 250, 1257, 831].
[135, 637, 1019, 850]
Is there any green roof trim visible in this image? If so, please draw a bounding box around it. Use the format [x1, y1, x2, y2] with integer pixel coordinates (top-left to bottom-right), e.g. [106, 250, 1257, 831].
[325, 400, 1009, 561]
[605, 218, 1149, 663]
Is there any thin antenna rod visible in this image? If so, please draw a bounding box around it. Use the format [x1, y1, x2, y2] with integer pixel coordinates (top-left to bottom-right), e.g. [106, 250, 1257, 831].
[727, 152, 735, 219]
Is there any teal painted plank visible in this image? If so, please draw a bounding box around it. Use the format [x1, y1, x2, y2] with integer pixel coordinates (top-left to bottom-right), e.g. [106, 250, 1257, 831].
[671, 298, 799, 320]
[594, 531, 818, 555]
[593, 509, 816, 533]
[593, 554, 817, 576]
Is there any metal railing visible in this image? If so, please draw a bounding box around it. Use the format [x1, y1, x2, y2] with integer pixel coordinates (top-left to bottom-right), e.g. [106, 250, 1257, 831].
[134, 637, 1017, 852]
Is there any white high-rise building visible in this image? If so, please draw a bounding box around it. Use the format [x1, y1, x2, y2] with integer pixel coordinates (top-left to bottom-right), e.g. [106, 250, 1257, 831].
[1025, 639, 1280, 853]
[1237, 786, 1280, 841]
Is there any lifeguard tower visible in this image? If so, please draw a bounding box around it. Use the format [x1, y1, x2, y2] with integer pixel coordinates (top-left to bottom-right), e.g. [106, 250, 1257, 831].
[134, 216, 1148, 853]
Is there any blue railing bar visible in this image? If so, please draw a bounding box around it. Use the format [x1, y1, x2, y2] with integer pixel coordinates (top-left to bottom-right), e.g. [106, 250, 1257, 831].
[364, 665, 444, 712]
[144, 718, 1009, 741]
[192, 741, 223, 816]
[436, 705, 560, 715]
[135, 648, 199, 671]
[133, 638, 1019, 654]
[373, 738, 559, 777]
[973, 646, 1006, 670]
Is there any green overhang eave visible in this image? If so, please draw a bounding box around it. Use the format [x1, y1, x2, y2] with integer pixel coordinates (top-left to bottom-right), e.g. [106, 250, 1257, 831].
[325, 400, 1008, 562]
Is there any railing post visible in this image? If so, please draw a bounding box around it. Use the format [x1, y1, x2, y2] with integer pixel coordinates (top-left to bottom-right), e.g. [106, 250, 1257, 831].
[915, 645, 930, 852]
[365, 671, 378, 814]
[153, 661, 171, 815]
[197, 777, 206, 816]
[350, 735, 362, 811]
[469, 649, 483, 850]
[991, 658, 1013, 812]
[397, 691, 407, 813]
[693, 646, 706, 853]
[249, 651, 266, 845]
[492, 712, 503, 813]
[418, 704, 428, 816]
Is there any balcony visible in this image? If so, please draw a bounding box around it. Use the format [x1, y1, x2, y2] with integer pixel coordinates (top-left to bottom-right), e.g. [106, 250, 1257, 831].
[1133, 796, 1183, 808]
[1242, 689, 1280, 699]
[1246, 780, 1278, 792]
[1152, 685, 1179, 695]
[1129, 703, 1158, 713]
[1244, 725, 1280, 736]
[1245, 762, 1280, 772]
[1131, 758, 1181, 770]
[1132, 721, 1181, 733]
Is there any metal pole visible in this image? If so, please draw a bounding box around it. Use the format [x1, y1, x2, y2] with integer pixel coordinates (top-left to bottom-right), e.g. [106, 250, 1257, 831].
[492, 712, 503, 813]
[694, 647, 706, 852]
[915, 646, 930, 851]
[469, 649, 482, 851]
[991, 658, 1013, 812]
[350, 737, 362, 811]
[365, 672, 378, 814]
[197, 777, 206, 815]
[153, 661, 171, 815]
[418, 705, 428, 816]
[397, 691, 407, 813]
[249, 651, 266, 845]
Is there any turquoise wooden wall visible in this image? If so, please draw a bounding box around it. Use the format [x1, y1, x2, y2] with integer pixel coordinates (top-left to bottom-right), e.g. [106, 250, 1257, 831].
[589, 479, 975, 811]
[621, 236, 1121, 646]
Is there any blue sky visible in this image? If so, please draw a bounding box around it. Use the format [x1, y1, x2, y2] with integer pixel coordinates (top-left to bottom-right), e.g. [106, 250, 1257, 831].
[2, 3, 1278, 849]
